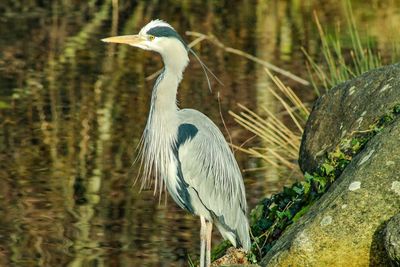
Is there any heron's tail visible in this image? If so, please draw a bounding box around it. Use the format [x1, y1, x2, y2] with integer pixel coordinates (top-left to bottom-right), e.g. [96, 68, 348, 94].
[215, 208, 251, 251]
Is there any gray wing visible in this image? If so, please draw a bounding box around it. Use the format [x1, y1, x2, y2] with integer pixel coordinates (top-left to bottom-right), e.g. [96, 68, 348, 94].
[176, 108, 250, 249]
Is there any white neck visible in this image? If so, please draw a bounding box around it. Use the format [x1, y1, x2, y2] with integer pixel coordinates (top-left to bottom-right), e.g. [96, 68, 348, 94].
[140, 42, 189, 194]
[160, 40, 189, 83]
[152, 41, 189, 119]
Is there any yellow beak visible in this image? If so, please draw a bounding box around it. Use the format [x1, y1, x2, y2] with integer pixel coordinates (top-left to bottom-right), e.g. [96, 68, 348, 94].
[101, 35, 146, 45]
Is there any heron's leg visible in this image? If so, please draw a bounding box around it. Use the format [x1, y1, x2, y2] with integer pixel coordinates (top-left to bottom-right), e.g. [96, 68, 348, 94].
[205, 220, 213, 266]
[200, 216, 206, 267]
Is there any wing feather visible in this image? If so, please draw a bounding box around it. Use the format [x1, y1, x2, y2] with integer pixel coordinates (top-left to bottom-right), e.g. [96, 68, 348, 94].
[176, 109, 250, 249]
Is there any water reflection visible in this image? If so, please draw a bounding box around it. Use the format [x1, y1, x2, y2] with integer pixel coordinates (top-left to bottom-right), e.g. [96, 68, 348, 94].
[0, 0, 399, 266]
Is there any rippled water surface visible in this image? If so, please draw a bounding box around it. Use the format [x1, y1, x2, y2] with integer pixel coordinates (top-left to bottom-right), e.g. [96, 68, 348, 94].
[0, 0, 399, 266]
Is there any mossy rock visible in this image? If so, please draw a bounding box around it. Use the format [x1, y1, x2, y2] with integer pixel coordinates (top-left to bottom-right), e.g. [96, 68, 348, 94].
[262, 110, 400, 266]
[299, 63, 400, 173]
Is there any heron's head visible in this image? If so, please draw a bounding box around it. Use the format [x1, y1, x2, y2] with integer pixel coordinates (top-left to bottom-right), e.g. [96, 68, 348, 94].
[102, 20, 189, 71]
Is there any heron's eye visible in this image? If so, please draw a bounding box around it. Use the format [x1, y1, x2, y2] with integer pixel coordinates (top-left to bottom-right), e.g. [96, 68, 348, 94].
[148, 35, 155, 41]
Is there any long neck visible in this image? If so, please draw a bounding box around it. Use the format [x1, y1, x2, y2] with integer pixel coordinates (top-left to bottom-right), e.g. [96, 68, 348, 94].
[150, 44, 189, 126]
[140, 46, 189, 194]
[152, 68, 180, 117]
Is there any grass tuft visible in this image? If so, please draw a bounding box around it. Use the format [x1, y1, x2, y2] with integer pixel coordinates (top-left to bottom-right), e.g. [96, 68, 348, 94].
[304, 1, 383, 94]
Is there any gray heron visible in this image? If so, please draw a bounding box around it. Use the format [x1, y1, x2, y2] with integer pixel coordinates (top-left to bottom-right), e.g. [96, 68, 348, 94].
[102, 20, 251, 266]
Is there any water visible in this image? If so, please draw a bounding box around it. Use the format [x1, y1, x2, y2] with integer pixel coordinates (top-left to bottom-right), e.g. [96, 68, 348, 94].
[0, 1, 399, 266]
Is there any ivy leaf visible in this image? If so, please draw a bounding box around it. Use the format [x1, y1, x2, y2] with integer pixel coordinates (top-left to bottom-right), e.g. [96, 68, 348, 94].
[302, 181, 311, 195]
[304, 172, 314, 182]
[293, 185, 304, 195]
[250, 204, 264, 225]
[322, 163, 335, 175]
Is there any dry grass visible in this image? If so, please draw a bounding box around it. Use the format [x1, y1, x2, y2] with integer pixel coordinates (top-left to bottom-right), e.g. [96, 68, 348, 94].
[230, 69, 309, 178]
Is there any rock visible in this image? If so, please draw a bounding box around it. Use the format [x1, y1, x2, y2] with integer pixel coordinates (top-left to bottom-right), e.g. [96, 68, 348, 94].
[299, 63, 400, 173]
[261, 64, 400, 266]
[384, 213, 400, 266]
[262, 111, 400, 266]
[211, 247, 252, 266]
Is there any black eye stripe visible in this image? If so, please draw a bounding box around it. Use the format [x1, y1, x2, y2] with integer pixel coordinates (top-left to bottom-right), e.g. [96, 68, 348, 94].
[147, 26, 187, 48]
[147, 26, 176, 38]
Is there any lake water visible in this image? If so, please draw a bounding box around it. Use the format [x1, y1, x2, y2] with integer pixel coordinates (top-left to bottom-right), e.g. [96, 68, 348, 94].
[0, 0, 398, 266]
